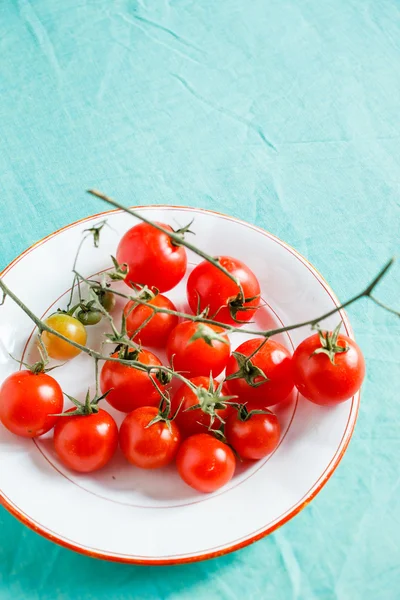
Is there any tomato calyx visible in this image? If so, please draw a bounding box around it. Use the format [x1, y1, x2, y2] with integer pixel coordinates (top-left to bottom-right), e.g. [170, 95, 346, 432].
[311, 323, 349, 365]
[83, 220, 108, 248]
[12, 355, 56, 376]
[111, 344, 170, 385]
[234, 403, 274, 422]
[170, 219, 195, 247]
[108, 255, 128, 281]
[189, 324, 229, 347]
[55, 388, 112, 417]
[113, 343, 140, 362]
[10, 337, 60, 375]
[155, 370, 173, 385]
[228, 292, 260, 323]
[225, 351, 270, 387]
[145, 394, 178, 432]
[131, 283, 157, 302]
[185, 375, 237, 429]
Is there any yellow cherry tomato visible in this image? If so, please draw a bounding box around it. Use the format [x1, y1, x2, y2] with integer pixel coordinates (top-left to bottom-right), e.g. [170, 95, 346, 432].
[42, 313, 87, 360]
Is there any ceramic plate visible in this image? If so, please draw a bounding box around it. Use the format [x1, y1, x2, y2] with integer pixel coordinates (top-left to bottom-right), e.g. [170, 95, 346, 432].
[0, 206, 359, 564]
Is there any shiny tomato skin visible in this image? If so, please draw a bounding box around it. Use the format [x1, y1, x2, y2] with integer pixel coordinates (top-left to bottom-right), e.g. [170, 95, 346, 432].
[186, 256, 260, 325]
[292, 333, 365, 405]
[0, 370, 63, 437]
[225, 411, 281, 460]
[176, 433, 236, 493]
[166, 321, 230, 378]
[225, 338, 294, 407]
[53, 408, 118, 473]
[100, 349, 166, 413]
[171, 376, 233, 438]
[42, 313, 87, 360]
[124, 294, 179, 348]
[116, 222, 187, 292]
[119, 407, 181, 469]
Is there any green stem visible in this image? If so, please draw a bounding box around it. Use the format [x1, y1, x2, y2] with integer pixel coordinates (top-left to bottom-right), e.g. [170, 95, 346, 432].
[0, 278, 191, 387]
[369, 294, 400, 317]
[76, 259, 396, 339]
[87, 189, 243, 292]
[66, 235, 87, 310]
[94, 358, 99, 398]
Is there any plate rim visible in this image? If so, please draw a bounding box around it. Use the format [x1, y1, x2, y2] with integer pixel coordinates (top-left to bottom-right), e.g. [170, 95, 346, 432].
[0, 204, 360, 565]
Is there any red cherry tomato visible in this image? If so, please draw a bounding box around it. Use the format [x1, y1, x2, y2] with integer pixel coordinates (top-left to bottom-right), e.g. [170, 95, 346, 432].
[225, 410, 281, 460]
[292, 332, 365, 405]
[171, 376, 233, 438]
[116, 222, 187, 292]
[186, 257, 260, 325]
[166, 321, 230, 378]
[53, 408, 118, 472]
[100, 349, 166, 413]
[176, 433, 236, 493]
[225, 338, 294, 407]
[119, 407, 181, 469]
[124, 294, 179, 348]
[0, 370, 63, 438]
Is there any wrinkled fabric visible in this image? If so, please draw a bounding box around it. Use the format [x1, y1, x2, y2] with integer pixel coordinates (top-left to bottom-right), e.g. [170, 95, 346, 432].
[0, 0, 399, 598]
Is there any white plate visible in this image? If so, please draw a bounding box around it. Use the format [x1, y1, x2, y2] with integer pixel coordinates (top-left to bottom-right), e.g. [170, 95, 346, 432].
[0, 206, 358, 564]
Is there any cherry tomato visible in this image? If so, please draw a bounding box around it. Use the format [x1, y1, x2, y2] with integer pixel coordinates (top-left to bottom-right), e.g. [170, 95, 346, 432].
[42, 313, 87, 360]
[124, 294, 179, 348]
[166, 321, 230, 378]
[76, 307, 102, 326]
[119, 406, 181, 469]
[292, 331, 365, 405]
[176, 433, 236, 493]
[116, 222, 187, 292]
[0, 370, 63, 437]
[225, 409, 281, 460]
[53, 408, 118, 472]
[94, 288, 116, 312]
[186, 257, 260, 325]
[171, 376, 233, 438]
[100, 349, 166, 413]
[225, 338, 294, 407]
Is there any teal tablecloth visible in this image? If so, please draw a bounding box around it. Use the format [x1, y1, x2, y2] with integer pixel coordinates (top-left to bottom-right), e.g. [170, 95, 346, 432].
[1, 1, 399, 598]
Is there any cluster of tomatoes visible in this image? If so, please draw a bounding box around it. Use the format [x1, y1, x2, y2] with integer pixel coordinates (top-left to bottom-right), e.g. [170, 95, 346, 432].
[0, 220, 366, 494]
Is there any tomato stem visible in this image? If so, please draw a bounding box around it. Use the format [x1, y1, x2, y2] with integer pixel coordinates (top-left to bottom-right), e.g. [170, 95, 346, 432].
[87, 189, 244, 295]
[0, 211, 397, 400]
[76, 257, 398, 340]
[0, 278, 194, 388]
[66, 220, 107, 311]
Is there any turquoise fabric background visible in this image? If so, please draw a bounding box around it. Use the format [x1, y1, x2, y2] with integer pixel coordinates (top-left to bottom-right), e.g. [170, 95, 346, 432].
[1, 0, 399, 598]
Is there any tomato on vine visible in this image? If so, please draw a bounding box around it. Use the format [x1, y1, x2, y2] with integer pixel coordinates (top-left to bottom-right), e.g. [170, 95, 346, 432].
[124, 292, 178, 348]
[292, 324, 365, 405]
[42, 313, 87, 360]
[225, 338, 294, 406]
[119, 400, 181, 469]
[0, 367, 63, 438]
[116, 222, 187, 292]
[225, 405, 281, 460]
[75, 303, 103, 326]
[186, 256, 260, 325]
[167, 321, 230, 378]
[93, 287, 116, 313]
[53, 390, 118, 473]
[100, 347, 166, 413]
[170, 375, 235, 438]
[226, 338, 294, 408]
[176, 433, 236, 493]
